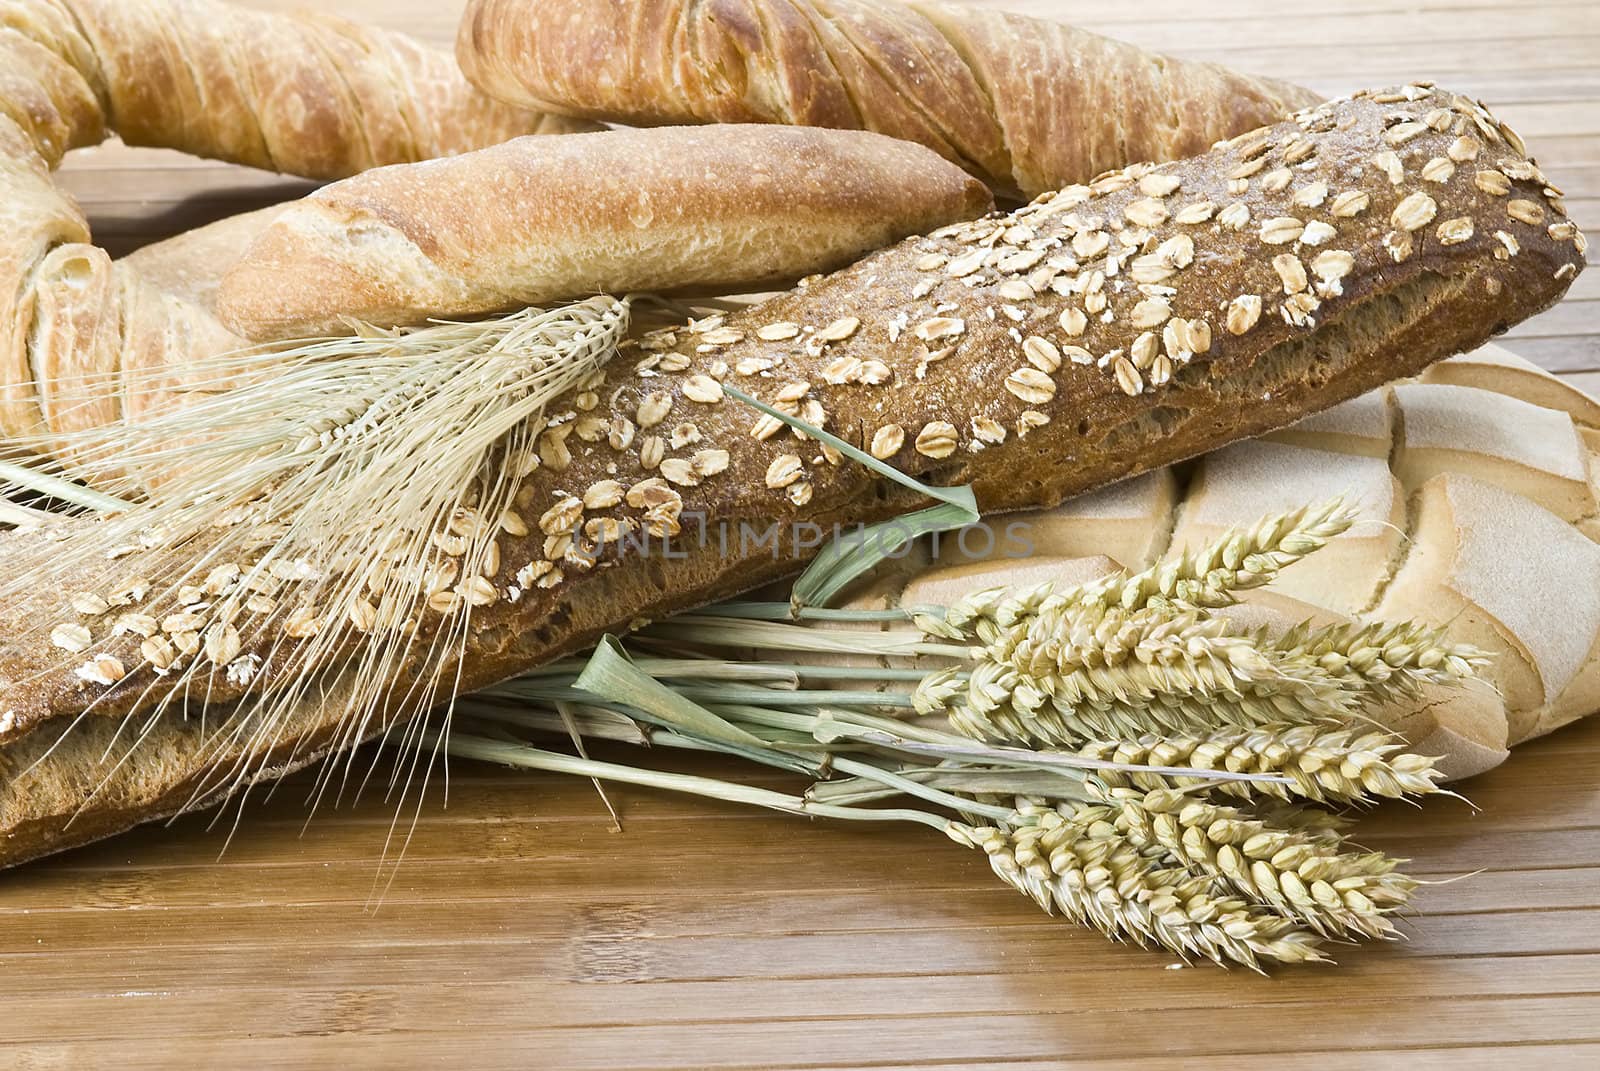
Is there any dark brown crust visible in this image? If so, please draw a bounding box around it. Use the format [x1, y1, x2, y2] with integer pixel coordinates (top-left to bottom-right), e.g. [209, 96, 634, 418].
[0, 86, 1585, 867]
[455, 0, 1322, 197]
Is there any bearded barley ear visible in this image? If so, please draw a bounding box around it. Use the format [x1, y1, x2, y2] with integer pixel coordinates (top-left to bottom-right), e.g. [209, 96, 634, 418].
[1074, 725, 1445, 804]
[0, 299, 631, 841]
[1103, 786, 1417, 939]
[949, 804, 1327, 969]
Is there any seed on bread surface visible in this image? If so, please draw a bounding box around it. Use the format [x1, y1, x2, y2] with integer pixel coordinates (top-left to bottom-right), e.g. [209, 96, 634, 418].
[915, 422, 959, 459]
[871, 424, 905, 459]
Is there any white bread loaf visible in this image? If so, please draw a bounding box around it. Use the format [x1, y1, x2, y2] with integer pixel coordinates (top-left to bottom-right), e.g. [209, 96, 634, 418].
[816, 343, 1600, 780]
[215, 125, 993, 340]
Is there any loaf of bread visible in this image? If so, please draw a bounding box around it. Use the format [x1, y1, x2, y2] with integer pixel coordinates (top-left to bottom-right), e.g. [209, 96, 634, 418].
[831, 344, 1600, 781]
[2, 0, 584, 176]
[456, 0, 1321, 198]
[0, 86, 1584, 867]
[215, 126, 994, 340]
[0, 0, 580, 465]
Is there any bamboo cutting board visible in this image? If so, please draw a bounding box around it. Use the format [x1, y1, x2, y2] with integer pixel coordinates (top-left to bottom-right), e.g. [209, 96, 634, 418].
[6, 2, 1600, 1068]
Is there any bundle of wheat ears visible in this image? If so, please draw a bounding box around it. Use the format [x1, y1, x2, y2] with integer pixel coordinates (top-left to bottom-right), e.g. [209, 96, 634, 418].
[2, 315, 1482, 967]
[452, 497, 1480, 968]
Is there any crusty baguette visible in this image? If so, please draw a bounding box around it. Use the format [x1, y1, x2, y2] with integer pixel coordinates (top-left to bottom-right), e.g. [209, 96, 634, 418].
[215, 126, 994, 340]
[0, 85, 1585, 867]
[456, 0, 1321, 198]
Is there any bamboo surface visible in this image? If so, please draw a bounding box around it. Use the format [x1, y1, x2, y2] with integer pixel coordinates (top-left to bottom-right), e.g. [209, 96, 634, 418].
[7, 1, 1600, 1067]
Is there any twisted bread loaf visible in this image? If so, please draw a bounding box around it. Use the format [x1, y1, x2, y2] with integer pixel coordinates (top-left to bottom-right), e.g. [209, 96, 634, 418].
[0, 0, 581, 456]
[0, 86, 1584, 866]
[1, 0, 578, 174]
[456, 0, 1322, 198]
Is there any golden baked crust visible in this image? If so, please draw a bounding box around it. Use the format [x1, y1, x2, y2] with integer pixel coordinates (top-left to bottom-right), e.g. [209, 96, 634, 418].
[19, 0, 584, 175]
[456, 0, 1322, 197]
[0, 86, 1585, 867]
[215, 125, 994, 340]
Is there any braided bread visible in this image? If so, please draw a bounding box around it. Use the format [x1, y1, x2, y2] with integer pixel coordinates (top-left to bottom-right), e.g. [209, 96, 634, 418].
[456, 0, 1322, 198]
[0, 0, 585, 456]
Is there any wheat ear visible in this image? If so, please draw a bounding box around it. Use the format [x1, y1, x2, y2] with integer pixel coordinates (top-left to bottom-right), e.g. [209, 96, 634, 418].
[931, 500, 1355, 637]
[948, 802, 1327, 969]
[1100, 786, 1417, 939]
[1074, 724, 1444, 803]
[1090, 499, 1357, 611]
[912, 503, 1479, 747]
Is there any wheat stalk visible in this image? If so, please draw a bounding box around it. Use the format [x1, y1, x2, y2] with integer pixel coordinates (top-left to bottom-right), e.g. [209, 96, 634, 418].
[918, 502, 1357, 645]
[905, 504, 1483, 747]
[1098, 785, 1416, 939]
[946, 801, 1328, 969]
[1086, 499, 1358, 612]
[1270, 619, 1486, 698]
[1074, 724, 1444, 803]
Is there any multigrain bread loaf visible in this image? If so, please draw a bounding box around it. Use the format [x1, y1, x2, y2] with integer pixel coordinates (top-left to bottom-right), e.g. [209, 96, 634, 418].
[215, 127, 994, 340]
[849, 345, 1600, 780]
[0, 86, 1585, 867]
[456, 0, 1321, 198]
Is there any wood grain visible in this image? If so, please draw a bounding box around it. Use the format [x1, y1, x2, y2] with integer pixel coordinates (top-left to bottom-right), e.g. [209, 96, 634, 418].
[6, 1, 1599, 1067]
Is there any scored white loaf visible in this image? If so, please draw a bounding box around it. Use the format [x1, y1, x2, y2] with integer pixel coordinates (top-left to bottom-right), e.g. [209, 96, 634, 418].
[820, 343, 1600, 780]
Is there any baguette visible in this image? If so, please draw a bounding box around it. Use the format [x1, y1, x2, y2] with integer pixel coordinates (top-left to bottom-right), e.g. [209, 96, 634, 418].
[215, 126, 994, 340]
[0, 85, 1585, 867]
[456, 0, 1322, 198]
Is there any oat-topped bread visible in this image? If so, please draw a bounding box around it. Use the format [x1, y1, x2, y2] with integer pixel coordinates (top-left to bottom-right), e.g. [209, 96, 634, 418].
[457, 0, 1321, 198]
[0, 85, 1585, 867]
